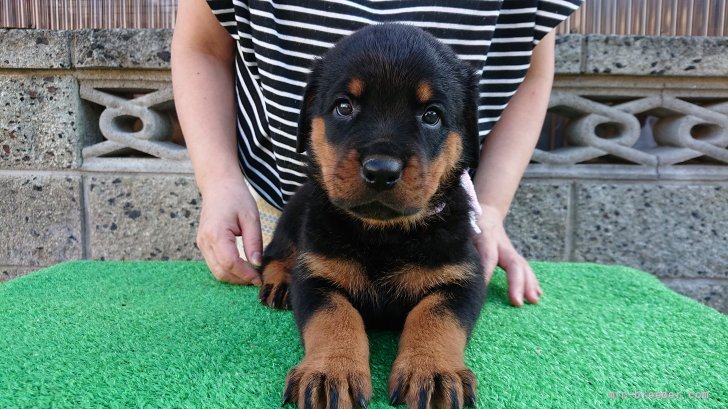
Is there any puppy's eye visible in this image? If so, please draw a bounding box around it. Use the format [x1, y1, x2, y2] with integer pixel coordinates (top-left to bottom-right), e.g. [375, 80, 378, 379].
[334, 99, 354, 117]
[422, 109, 440, 126]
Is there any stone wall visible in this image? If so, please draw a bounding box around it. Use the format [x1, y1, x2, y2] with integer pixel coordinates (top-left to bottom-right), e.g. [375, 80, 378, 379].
[1, 29, 726, 313]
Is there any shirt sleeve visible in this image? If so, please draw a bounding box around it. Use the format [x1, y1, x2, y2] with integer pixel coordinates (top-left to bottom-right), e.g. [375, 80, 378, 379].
[533, 0, 582, 45]
[206, 0, 245, 39]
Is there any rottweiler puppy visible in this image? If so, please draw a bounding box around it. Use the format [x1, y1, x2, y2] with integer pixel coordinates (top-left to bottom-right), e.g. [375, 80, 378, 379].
[258, 23, 486, 409]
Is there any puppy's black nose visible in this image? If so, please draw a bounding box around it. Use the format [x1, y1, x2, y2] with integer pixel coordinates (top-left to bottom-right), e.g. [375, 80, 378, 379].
[360, 156, 403, 191]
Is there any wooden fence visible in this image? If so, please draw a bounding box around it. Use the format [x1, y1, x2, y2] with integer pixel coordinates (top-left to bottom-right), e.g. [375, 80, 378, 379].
[1, 0, 727, 36]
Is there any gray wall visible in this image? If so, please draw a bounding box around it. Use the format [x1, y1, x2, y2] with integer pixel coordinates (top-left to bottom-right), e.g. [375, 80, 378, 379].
[0, 29, 726, 313]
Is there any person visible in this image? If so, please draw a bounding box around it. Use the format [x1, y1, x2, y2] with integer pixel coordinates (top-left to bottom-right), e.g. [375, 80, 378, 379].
[171, 0, 581, 307]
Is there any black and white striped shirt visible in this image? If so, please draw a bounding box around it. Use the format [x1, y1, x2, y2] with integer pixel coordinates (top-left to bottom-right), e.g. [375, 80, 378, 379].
[207, 0, 581, 210]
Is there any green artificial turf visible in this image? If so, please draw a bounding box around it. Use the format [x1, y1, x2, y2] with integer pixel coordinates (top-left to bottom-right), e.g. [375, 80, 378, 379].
[0, 261, 726, 408]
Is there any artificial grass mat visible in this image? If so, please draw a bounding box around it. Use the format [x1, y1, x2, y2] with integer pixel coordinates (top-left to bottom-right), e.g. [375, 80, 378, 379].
[0, 261, 726, 408]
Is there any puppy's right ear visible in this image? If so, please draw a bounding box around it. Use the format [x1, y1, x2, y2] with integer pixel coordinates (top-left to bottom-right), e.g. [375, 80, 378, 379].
[296, 58, 323, 153]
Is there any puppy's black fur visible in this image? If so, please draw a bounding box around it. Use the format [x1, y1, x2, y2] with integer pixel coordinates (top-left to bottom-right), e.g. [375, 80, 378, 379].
[259, 24, 486, 409]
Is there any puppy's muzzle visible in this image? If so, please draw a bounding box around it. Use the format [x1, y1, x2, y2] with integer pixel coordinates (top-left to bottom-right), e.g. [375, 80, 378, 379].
[360, 155, 403, 191]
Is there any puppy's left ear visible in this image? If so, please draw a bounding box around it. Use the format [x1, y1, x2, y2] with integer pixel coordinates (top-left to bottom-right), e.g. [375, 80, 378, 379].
[462, 68, 481, 169]
[296, 58, 323, 153]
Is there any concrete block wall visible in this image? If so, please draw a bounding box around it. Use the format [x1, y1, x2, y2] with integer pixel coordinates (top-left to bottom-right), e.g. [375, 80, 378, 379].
[0, 29, 726, 313]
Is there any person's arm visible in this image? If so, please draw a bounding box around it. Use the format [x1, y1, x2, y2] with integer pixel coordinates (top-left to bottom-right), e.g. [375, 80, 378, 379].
[172, 0, 263, 285]
[472, 30, 556, 306]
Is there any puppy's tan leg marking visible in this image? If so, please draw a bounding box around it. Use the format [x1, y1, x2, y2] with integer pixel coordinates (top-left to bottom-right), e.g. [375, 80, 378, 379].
[284, 293, 372, 408]
[388, 293, 477, 408]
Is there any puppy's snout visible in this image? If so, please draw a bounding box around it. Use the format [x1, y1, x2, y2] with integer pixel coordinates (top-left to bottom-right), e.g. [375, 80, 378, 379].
[360, 156, 403, 191]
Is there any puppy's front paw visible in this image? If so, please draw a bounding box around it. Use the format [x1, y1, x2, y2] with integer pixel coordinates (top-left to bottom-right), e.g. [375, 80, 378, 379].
[258, 259, 292, 310]
[388, 356, 477, 409]
[282, 356, 372, 409]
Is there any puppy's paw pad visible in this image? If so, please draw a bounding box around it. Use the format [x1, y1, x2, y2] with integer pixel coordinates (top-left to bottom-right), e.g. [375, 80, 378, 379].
[389, 361, 476, 409]
[283, 358, 372, 409]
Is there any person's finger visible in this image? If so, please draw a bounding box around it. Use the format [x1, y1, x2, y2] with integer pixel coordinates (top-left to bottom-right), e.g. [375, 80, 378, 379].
[197, 232, 222, 280]
[199, 232, 249, 285]
[474, 234, 498, 284]
[523, 264, 541, 304]
[238, 209, 263, 267]
[212, 233, 262, 286]
[501, 251, 525, 307]
[205, 244, 251, 285]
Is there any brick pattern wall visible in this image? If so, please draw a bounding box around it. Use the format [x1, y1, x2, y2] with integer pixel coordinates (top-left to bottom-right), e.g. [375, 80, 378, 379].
[0, 29, 726, 313]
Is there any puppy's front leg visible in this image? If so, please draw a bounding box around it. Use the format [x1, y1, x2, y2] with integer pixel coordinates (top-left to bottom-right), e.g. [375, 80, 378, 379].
[388, 292, 477, 409]
[284, 291, 372, 409]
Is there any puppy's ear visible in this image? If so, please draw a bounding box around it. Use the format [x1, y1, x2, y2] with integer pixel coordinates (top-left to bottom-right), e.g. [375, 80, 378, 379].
[296, 58, 323, 153]
[462, 68, 481, 169]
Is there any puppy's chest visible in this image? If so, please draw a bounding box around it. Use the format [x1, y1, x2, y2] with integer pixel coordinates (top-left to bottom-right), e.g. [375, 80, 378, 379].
[299, 250, 474, 310]
[297, 205, 477, 324]
[298, 253, 444, 327]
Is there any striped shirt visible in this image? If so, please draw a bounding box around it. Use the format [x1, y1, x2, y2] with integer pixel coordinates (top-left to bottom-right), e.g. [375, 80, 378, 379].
[207, 0, 581, 210]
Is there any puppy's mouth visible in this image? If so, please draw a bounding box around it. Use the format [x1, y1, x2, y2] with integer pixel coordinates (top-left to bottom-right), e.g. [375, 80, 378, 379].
[344, 201, 421, 221]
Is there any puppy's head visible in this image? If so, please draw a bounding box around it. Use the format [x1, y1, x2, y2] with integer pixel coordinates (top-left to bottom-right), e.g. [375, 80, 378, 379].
[298, 24, 480, 227]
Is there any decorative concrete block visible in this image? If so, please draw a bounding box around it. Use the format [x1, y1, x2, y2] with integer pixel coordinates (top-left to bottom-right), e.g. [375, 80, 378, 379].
[574, 184, 728, 278]
[0, 175, 83, 266]
[505, 182, 570, 261]
[555, 34, 583, 74]
[86, 175, 202, 261]
[0, 75, 81, 169]
[661, 278, 728, 314]
[585, 35, 728, 77]
[0, 29, 71, 69]
[73, 29, 172, 69]
[0, 266, 35, 282]
[79, 85, 188, 161]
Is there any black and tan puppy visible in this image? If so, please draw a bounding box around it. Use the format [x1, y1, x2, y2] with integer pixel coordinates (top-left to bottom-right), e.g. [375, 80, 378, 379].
[258, 24, 486, 409]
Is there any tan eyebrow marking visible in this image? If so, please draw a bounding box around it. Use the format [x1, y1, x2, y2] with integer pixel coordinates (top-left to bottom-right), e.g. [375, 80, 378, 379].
[347, 77, 365, 97]
[416, 81, 433, 103]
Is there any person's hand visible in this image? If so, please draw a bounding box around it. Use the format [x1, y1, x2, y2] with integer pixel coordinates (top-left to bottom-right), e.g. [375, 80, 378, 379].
[196, 179, 263, 285]
[473, 205, 543, 307]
